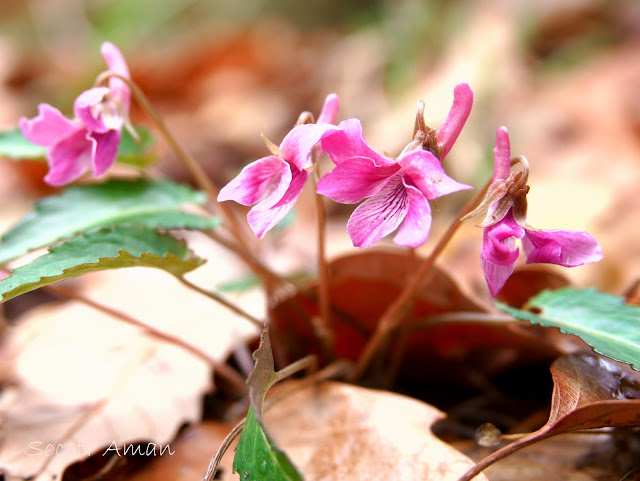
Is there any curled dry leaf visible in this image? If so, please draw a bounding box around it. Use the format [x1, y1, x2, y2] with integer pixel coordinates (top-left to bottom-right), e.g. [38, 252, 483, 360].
[458, 351, 640, 481]
[264, 381, 489, 481]
[270, 250, 561, 387]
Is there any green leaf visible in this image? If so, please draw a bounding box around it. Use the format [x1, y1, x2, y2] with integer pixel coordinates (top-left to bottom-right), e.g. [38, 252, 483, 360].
[0, 178, 217, 265]
[233, 327, 303, 481]
[234, 407, 304, 481]
[0, 125, 156, 167]
[116, 125, 157, 167]
[498, 288, 640, 370]
[0, 225, 204, 302]
[0, 128, 47, 159]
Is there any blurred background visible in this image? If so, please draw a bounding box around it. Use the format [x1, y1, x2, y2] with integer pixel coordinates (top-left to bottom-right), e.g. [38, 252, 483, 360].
[1, 0, 639, 295]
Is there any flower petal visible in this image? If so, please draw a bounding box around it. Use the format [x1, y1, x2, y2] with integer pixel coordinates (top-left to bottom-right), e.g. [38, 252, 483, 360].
[44, 128, 93, 186]
[316, 93, 340, 125]
[247, 165, 308, 238]
[320, 118, 391, 166]
[19, 104, 78, 147]
[522, 228, 603, 267]
[493, 126, 511, 182]
[392, 181, 432, 247]
[218, 155, 285, 206]
[481, 257, 515, 298]
[101, 42, 131, 111]
[482, 210, 524, 266]
[437, 83, 473, 159]
[279, 123, 339, 170]
[90, 129, 120, 177]
[481, 210, 524, 296]
[74, 87, 113, 133]
[347, 175, 408, 248]
[317, 155, 400, 204]
[399, 150, 473, 199]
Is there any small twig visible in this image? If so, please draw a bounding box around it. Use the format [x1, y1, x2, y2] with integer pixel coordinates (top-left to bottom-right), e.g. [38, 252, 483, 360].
[175, 275, 263, 328]
[351, 177, 493, 382]
[43, 284, 248, 394]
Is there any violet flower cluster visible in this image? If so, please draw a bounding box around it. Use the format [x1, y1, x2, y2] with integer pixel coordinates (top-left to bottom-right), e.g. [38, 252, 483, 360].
[16, 40, 603, 298]
[218, 84, 602, 296]
[20, 42, 131, 186]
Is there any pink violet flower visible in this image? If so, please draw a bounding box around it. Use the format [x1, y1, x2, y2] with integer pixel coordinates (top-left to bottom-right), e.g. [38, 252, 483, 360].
[217, 94, 341, 238]
[316, 83, 474, 248]
[474, 127, 603, 297]
[19, 42, 131, 186]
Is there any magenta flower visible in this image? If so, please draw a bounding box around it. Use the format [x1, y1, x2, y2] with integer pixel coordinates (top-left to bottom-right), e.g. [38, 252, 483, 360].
[316, 83, 474, 248]
[475, 127, 603, 296]
[217, 94, 341, 238]
[19, 42, 131, 186]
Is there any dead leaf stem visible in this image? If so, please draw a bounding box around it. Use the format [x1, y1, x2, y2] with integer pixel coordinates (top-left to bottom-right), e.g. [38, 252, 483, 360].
[175, 275, 263, 328]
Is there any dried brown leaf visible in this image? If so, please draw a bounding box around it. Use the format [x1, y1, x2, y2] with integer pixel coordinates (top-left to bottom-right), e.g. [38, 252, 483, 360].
[458, 352, 640, 481]
[265, 381, 489, 481]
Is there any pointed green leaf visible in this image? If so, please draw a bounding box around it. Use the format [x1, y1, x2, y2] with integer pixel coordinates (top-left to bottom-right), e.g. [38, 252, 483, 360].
[233, 327, 303, 481]
[0, 225, 203, 302]
[234, 407, 304, 481]
[498, 288, 640, 370]
[0, 125, 156, 167]
[0, 179, 217, 265]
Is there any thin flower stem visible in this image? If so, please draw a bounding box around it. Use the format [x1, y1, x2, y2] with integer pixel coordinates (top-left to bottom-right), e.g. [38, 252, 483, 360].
[203, 229, 289, 293]
[43, 284, 248, 395]
[351, 177, 493, 382]
[96, 71, 251, 252]
[313, 167, 336, 360]
[175, 275, 263, 329]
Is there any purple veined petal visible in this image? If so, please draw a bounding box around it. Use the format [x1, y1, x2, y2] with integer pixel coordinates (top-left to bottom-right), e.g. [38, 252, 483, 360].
[481, 256, 515, 297]
[481, 210, 524, 266]
[316, 155, 400, 203]
[522, 228, 603, 267]
[74, 87, 112, 133]
[347, 174, 409, 248]
[19, 104, 79, 147]
[247, 165, 308, 238]
[279, 123, 340, 170]
[399, 150, 473, 200]
[101, 42, 131, 111]
[316, 93, 340, 125]
[436, 83, 473, 160]
[218, 155, 286, 206]
[392, 181, 432, 248]
[90, 129, 120, 177]
[320, 118, 391, 167]
[44, 128, 93, 186]
[493, 126, 511, 182]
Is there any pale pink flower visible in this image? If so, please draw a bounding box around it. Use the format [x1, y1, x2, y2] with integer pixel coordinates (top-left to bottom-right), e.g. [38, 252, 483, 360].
[478, 127, 603, 296]
[217, 94, 340, 238]
[316, 83, 474, 248]
[19, 42, 131, 186]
